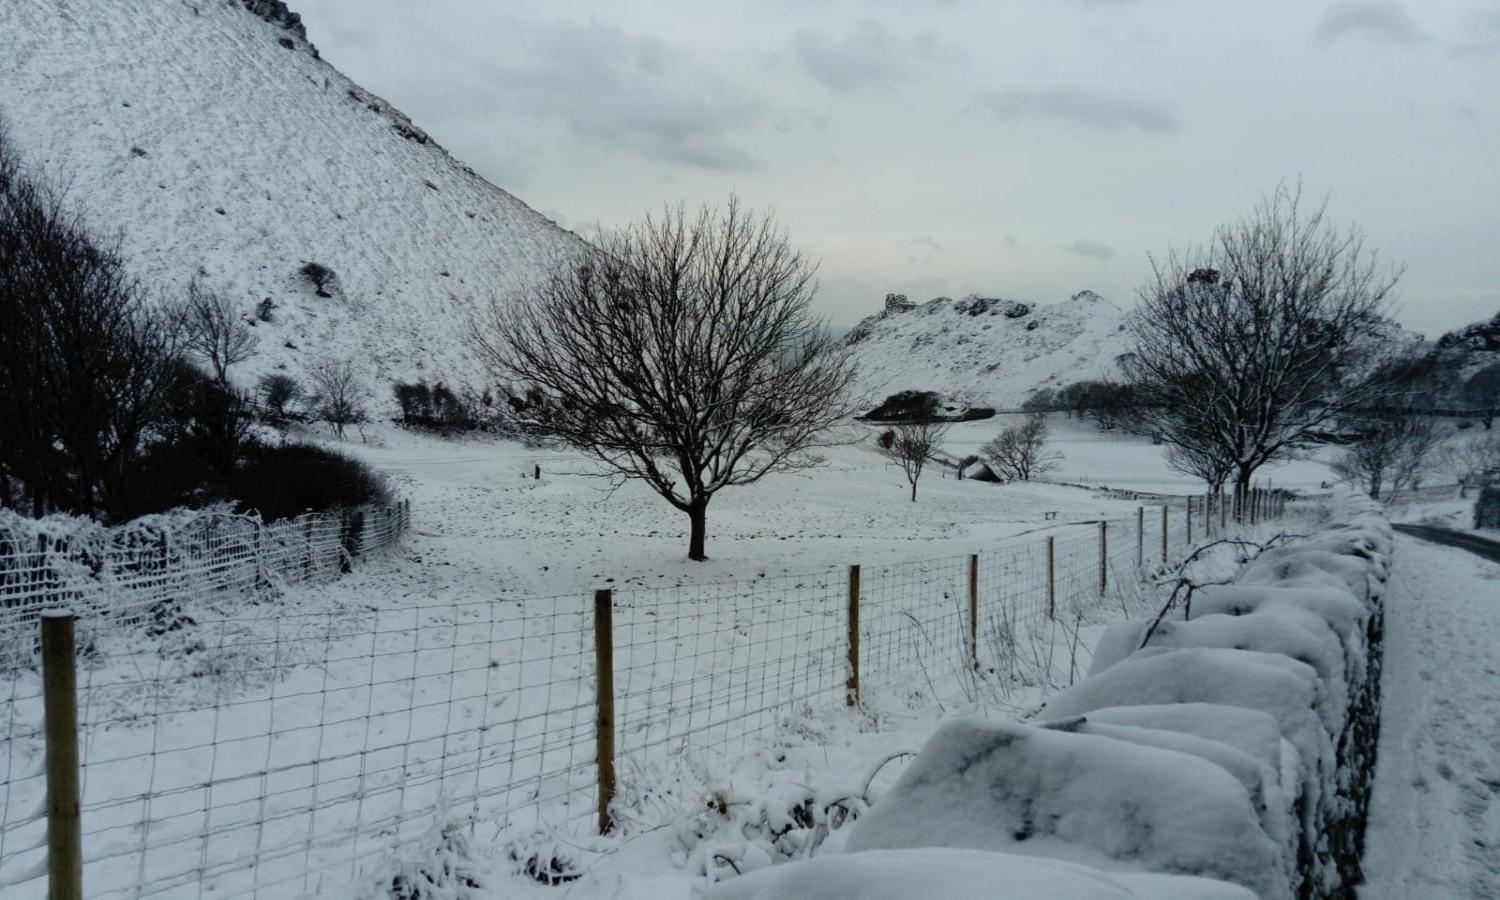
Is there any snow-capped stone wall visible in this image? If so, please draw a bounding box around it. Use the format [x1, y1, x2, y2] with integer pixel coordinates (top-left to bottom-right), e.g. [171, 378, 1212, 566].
[822, 491, 1390, 898]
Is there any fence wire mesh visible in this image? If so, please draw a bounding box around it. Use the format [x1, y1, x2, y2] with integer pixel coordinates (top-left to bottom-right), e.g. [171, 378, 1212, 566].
[0, 502, 411, 670]
[1, 498, 1284, 897]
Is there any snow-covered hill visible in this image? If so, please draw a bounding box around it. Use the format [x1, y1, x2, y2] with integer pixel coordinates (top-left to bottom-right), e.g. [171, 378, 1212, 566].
[0, 0, 584, 406]
[842, 291, 1131, 409]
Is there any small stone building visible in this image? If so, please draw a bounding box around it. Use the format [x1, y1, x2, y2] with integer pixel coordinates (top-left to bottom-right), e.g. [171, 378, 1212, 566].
[1476, 485, 1500, 530]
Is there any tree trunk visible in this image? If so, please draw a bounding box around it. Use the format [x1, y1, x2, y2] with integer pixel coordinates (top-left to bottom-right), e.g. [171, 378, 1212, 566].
[687, 496, 709, 561]
[910, 480, 918, 502]
[1234, 466, 1255, 523]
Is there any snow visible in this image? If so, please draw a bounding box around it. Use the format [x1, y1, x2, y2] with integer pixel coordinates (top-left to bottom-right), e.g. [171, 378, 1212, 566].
[842, 718, 1289, 898]
[0, 0, 583, 407]
[824, 491, 1395, 899]
[842, 291, 1130, 410]
[1040, 647, 1330, 797]
[1359, 535, 1500, 898]
[314, 423, 1170, 600]
[0, 418, 1420, 899]
[1070, 703, 1290, 789]
[939, 415, 1339, 494]
[694, 847, 1256, 900]
[1090, 614, 1349, 733]
[0, 420, 1236, 897]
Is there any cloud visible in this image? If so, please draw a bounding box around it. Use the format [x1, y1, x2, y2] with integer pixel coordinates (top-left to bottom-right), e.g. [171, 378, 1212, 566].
[897, 235, 942, 262]
[791, 19, 959, 94]
[490, 19, 768, 171]
[1064, 239, 1116, 260]
[972, 86, 1182, 134]
[1451, 8, 1500, 58]
[1313, 2, 1429, 47]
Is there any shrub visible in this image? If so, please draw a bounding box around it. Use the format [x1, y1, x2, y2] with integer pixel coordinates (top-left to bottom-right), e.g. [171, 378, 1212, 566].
[157, 361, 257, 477]
[299, 261, 337, 298]
[393, 381, 434, 424]
[863, 390, 942, 422]
[1021, 388, 1058, 413]
[258, 373, 302, 423]
[118, 441, 229, 517]
[230, 443, 389, 521]
[393, 379, 484, 431]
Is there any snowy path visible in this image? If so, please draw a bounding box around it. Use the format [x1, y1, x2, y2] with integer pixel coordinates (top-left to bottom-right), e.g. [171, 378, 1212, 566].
[1361, 536, 1500, 898]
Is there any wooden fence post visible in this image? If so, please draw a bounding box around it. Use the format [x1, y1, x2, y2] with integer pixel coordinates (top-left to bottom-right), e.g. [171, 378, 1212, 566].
[303, 514, 315, 578]
[1098, 521, 1108, 596]
[593, 589, 616, 834]
[968, 554, 979, 669]
[1160, 505, 1169, 563]
[41, 612, 82, 900]
[1136, 506, 1144, 567]
[1046, 537, 1056, 620]
[847, 565, 861, 705]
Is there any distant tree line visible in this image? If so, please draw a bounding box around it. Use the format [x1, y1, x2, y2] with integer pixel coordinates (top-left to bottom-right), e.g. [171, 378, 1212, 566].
[0, 124, 386, 522]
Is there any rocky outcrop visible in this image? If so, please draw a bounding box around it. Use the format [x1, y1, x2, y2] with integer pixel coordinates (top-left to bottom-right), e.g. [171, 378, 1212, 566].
[955, 295, 1031, 318]
[884, 293, 915, 313]
[1439, 311, 1500, 352]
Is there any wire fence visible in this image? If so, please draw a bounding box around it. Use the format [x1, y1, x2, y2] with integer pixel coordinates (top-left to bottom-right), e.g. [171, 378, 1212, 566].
[0, 491, 1287, 898]
[0, 501, 411, 671]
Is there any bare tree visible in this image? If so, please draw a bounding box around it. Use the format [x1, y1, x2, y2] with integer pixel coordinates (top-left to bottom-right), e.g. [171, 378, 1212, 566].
[1439, 434, 1500, 498]
[469, 198, 858, 560]
[0, 122, 183, 518]
[1329, 412, 1441, 502]
[1165, 441, 1233, 494]
[1460, 363, 1500, 430]
[308, 359, 365, 440]
[982, 414, 1060, 482]
[1124, 184, 1402, 500]
[880, 420, 950, 501]
[180, 276, 257, 384]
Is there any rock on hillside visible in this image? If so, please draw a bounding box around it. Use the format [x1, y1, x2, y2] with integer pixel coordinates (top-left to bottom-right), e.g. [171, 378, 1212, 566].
[0, 0, 585, 407]
[843, 290, 1131, 409]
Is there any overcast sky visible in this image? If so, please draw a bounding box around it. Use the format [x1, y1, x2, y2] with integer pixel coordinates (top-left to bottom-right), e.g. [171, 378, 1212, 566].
[297, 0, 1499, 335]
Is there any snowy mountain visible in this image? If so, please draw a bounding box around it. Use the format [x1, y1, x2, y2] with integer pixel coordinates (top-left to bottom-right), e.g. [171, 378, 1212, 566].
[0, 0, 585, 406]
[842, 290, 1132, 410]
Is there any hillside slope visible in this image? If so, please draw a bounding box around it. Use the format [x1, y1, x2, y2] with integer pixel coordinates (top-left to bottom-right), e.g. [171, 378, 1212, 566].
[842, 291, 1131, 409]
[0, 0, 584, 406]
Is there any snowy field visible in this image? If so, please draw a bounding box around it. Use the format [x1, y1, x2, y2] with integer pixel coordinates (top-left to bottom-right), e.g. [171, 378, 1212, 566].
[943, 414, 1340, 495]
[12, 418, 1489, 899]
[1, 417, 1258, 898]
[324, 414, 1254, 602]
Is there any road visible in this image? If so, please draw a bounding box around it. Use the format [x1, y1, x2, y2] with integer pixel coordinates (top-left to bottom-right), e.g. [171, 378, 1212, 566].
[1360, 535, 1500, 897]
[1392, 524, 1500, 564]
